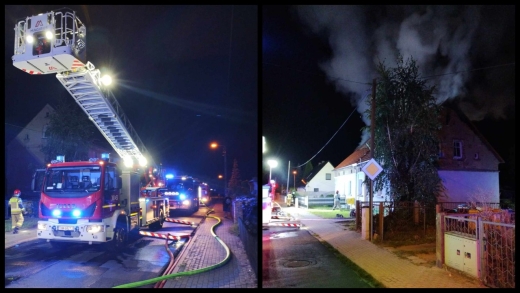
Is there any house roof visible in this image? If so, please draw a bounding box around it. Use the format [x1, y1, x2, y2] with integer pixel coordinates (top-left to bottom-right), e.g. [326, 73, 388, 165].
[334, 102, 505, 170]
[334, 139, 371, 170]
[442, 100, 505, 163]
[305, 160, 333, 182]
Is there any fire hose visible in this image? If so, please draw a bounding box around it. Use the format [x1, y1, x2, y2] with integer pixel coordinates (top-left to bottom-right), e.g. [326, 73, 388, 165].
[113, 204, 231, 288]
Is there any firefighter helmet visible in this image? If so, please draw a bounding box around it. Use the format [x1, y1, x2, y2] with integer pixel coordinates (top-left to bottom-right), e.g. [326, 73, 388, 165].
[14, 189, 21, 195]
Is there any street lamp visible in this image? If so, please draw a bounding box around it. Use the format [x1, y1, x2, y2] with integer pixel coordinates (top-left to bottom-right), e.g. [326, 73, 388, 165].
[267, 159, 278, 182]
[292, 170, 297, 192]
[210, 142, 227, 196]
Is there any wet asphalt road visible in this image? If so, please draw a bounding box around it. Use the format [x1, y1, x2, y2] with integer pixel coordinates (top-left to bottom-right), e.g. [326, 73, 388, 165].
[262, 225, 375, 288]
[5, 213, 201, 288]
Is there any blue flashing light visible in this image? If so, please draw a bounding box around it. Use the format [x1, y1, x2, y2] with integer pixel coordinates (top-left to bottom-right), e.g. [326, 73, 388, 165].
[72, 209, 82, 217]
[180, 194, 186, 200]
[52, 209, 62, 217]
[165, 174, 174, 179]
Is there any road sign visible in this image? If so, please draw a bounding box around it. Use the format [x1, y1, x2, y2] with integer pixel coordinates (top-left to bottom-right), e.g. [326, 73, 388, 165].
[362, 158, 383, 180]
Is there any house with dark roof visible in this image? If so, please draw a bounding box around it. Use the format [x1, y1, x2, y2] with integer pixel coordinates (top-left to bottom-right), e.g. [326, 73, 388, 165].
[5, 104, 117, 198]
[333, 103, 504, 206]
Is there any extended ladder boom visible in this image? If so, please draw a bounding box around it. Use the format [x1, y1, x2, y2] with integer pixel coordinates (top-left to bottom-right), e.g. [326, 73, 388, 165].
[12, 8, 152, 168]
[56, 62, 151, 167]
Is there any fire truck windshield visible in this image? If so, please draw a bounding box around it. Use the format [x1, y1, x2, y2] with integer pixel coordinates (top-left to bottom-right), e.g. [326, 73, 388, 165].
[167, 178, 198, 191]
[44, 166, 102, 197]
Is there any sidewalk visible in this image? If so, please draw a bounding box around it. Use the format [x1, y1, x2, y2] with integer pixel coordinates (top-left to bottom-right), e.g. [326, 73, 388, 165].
[162, 201, 257, 288]
[276, 200, 487, 288]
[5, 201, 257, 288]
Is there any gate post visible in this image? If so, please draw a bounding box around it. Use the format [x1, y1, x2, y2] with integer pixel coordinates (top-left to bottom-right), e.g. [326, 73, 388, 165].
[435, 205, 445, 268]
[379, 201, 384, 241]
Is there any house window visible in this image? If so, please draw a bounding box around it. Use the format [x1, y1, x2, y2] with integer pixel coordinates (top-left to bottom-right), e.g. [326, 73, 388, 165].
[453, 140, 463, 159]
[42, 124, 49, 138]
[314, 188, 319, 192]
[325, 173, 331, 180]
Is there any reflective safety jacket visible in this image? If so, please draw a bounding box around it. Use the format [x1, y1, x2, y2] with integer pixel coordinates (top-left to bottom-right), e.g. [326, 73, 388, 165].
[9, 196, 25, 215]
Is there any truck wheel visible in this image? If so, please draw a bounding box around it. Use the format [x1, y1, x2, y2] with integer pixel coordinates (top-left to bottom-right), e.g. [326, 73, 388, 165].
[150, 209, 164, 231]
[110, 223, 128, 251]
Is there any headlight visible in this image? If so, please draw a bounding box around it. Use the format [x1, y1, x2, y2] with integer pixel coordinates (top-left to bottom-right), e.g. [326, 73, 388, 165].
[38, 222, 47, 230]
[86, 225, 105, 233]
[182, 200, 190, 206]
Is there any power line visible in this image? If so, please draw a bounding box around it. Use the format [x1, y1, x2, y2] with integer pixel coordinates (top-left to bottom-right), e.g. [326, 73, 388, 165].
[263, 61, 515, 86]
[294, 91, 370, 169]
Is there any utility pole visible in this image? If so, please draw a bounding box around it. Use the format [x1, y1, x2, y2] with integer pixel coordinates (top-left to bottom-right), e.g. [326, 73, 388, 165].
[286, 161, 290, 198]
[369, 78, 376, 242]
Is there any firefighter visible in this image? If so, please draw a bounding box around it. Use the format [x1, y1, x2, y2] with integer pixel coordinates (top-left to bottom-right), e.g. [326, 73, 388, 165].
[286, 191, 292, 206]
[9, 189, 27, 234]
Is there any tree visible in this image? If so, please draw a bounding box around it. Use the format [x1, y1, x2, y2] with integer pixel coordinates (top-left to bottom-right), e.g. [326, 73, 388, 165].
[369, 55, 444, 204]
[227, 158, 241, 197]
[41, 97, 97, 162]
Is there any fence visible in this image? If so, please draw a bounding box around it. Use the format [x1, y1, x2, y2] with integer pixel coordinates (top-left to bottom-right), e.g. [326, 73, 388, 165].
[237, 217, 258, 280]
[295, 196, 350, 209]
[441, 210, 515, 288]
[352, 200, 437, 239]
[233, 196, 258, 280]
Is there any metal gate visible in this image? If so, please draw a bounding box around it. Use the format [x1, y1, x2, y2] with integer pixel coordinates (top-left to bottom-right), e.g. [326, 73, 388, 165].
[443, 211, 515, 288]
[479, 220, 515, 288]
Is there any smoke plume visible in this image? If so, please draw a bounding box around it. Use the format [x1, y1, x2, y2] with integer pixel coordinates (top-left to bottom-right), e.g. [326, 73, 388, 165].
[296, 5, 515, 146]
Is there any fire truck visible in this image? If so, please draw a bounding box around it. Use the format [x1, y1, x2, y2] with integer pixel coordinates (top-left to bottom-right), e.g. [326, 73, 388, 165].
[138, 166, 207, 214]
[13, 8, 168, 249]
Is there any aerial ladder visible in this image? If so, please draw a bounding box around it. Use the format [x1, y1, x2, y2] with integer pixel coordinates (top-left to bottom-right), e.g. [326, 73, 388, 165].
[12, 7, 151, 168]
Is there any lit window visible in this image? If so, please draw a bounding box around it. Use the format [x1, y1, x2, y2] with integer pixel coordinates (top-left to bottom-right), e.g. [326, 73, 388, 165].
[453, 140, 463, 159]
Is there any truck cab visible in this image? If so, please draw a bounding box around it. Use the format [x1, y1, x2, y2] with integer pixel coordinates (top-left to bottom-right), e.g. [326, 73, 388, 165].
[159, 176, 200, 215]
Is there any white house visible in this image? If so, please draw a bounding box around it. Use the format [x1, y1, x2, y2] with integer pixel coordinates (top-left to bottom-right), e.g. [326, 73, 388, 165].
[302, 161, 336, 197]
[333, 142, 390, 208]
[333, 103, 504, 205]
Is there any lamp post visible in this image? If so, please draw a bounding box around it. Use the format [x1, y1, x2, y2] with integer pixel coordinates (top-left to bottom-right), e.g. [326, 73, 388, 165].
[292, 170, 297, 192]
[267, 159, 278, 183]
[210, 142, 227, 196]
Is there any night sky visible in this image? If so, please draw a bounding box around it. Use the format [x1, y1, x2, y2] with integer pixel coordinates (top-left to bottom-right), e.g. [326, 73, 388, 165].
[262, 5, 515, 189]
[5, 5, 258, 191]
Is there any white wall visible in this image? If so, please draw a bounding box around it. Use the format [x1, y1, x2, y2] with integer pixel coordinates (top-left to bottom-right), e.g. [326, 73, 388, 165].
[305, 162, 335, 194]
[335, 163, 391, 206]
[438, 170, 500, 203]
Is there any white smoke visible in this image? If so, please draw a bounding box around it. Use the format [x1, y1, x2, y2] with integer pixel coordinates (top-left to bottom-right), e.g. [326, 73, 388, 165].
[295, 5, 514, 146]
